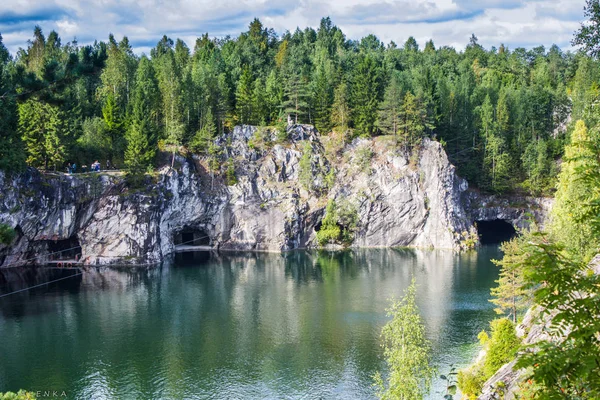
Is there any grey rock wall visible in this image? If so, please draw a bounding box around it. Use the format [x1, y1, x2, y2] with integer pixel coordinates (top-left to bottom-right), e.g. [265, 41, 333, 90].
[0, 125, 551, 266]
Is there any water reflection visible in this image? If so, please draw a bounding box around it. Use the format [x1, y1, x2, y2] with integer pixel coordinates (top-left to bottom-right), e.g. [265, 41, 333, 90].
[0, 247, 500, 399]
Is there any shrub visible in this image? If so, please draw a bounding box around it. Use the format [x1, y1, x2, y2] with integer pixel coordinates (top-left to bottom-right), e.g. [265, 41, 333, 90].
[316, 199, 358, 246]
[226, 159, 237, 186]
[484, 318, 520, 377]
[457, 367, 486, 400]
[458, 318, 520, 399]
[299, 142, 314, 191]
[355, 144, 373, 174]
[0, 223, 16, 245]
[0, 390, 36, 400]
[316, 199, 341, 245]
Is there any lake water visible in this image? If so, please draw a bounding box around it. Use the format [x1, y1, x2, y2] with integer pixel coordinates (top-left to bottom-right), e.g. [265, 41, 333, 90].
[0, 247, 501, 399]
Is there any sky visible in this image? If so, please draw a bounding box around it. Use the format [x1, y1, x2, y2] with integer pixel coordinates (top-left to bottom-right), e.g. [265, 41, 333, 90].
[0, 0, 588, 56]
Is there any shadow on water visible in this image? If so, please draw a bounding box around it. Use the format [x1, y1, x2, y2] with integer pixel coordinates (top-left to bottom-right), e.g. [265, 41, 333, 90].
[0, 246, 502, 399]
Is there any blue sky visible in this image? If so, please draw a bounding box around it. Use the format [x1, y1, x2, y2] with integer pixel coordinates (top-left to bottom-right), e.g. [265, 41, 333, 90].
[0, 0, 587, 55]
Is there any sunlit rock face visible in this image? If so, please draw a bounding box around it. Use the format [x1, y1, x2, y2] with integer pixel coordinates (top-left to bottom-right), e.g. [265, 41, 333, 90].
[0, 125, 549, 266]
[463, 193, 552, 231]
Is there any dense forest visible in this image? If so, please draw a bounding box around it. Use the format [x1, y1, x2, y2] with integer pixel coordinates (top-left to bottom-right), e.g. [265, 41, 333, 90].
[1, 18, 599, 194]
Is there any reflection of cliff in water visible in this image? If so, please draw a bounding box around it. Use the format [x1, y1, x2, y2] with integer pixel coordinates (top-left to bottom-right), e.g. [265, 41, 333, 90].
[0, 248, 500, 399]
[0, 266, 162, 319]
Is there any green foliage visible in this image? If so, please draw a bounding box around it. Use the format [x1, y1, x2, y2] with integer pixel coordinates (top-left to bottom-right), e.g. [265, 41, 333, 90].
[457, 367, 486, 400]
[76, 117, 110, 165]
[457, 319, 520, 399]
[0, 19, 589, 198]
[374, 279, 434, 400]
[125, 57, 159, 180]
[0, 36, 25, 173]
[102, 93, 125, 165]
[331, 82, 351, 132]
[398, 92, 432, 150]
[513, 234, 600, 399]
[352, 55, 381, 137]
[0, 390, 36, 400]
[298, 141, 314, 191]
[226, 159, 237, 186]
[550, 120, 600, 261]
[236, 66, 254, 124]
[573, 0, 600, 58]
[355, 143, 374, 174]
[378, 72, 404, 137]
[19, 99, 69, 171]
[458, 227, 479, 251]
[316, 198, 358, 246]
[190, 108, 217, 154]
[0, 223, 16, 245]
[316, 199, 341, 246]
[491, 235, 533, 323]
[439, 365, 458, 400]
[483, 318, 520, 378]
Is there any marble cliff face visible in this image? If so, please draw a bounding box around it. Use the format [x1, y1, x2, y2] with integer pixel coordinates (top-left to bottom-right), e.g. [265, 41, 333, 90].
[0, 125, 550, 266]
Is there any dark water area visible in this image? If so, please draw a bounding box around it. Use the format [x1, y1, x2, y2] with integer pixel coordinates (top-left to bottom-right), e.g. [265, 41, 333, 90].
[0, 247, 502, 399]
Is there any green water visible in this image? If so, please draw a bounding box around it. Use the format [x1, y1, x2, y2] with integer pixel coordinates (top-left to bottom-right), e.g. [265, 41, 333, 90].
[0, 247, 501, 399]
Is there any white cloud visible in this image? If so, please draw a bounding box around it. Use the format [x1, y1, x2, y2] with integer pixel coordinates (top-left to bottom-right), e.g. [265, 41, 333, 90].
[56, 19, 77, 35]
[0, 0, 588, 55]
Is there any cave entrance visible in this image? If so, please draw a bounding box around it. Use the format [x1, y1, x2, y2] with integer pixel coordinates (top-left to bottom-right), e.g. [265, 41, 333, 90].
[174, 228, 210, 247]
[47, 236, 82, 260]
[476, 220, 517, 245]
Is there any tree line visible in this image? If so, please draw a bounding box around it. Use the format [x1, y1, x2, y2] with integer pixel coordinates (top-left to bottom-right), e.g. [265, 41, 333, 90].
[0, 18, 598, 193]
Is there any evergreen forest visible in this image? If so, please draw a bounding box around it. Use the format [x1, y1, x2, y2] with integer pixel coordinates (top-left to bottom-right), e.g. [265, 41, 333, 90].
[0, 18, 596, 194]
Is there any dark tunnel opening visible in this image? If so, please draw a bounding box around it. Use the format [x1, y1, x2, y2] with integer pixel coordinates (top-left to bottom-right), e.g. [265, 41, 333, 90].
[173, 228, 211, 246]
[476, 220, 517, 245]
[46, 236, 82, 260]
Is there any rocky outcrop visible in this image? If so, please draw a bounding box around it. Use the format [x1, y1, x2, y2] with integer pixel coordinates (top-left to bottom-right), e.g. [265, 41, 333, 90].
[463, 192, 553, 231]
[332, 137, 470, 249]
[0, 125, 550, 266]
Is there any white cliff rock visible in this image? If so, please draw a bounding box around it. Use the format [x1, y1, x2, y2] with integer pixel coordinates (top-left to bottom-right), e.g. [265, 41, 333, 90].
[0, 125, 550, 266]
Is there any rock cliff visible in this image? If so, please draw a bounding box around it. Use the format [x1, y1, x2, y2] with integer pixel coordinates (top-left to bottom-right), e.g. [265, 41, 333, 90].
[0, 125, 549, 266]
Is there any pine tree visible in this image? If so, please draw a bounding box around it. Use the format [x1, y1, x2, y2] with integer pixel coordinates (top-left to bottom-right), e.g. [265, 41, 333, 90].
[124, 58, 158, 179]
[550, 120, 600, 260]
[44, 105, 67, 171]
[102, 93, 124, 165]
[236, 66, 254, 124]
[0, 35, 25, 172]
[124, 120, 152, 181]
[399, 92, 432, 149]
[331, 82, 350, 132]
[352, 55, 381, 137]
[378, 73, 404, 136]
[491, 236, 531, 323]
[19, 100, 67, 171]
[312, 62, 333, 133]
[265, 70, 283, 124]
[216, 73, 232, 135]
[98, 34, 136, 110]
[252, 77, 266, 125]
[283, 68, 309, 124]
[190, 108, 217, 154]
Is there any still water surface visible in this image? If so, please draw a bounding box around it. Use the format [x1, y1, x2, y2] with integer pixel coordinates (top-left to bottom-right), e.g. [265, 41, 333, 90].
[0, 247, 501, 399]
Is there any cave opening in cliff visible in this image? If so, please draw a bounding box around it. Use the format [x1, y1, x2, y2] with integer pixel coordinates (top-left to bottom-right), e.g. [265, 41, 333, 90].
[476, 220, 517, 245]
[47, 236, 82, 260]
[174, 228, 210, 247]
